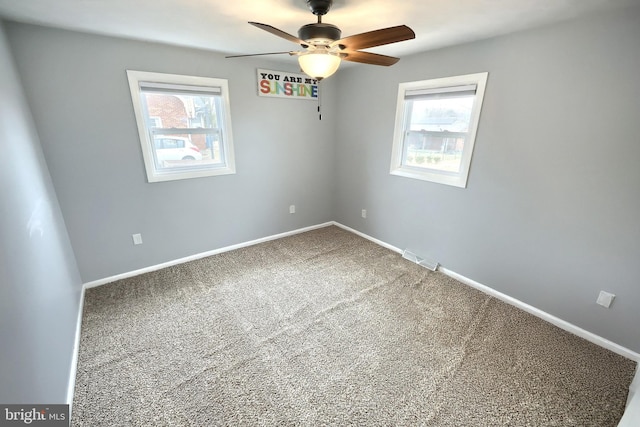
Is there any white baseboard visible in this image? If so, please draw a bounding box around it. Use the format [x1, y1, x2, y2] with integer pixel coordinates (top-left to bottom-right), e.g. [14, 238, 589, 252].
[439, 267, 640, 363]
[67, 285, 85, 413]
[83, 222, 334, 289]
[332, 222, 640, 363]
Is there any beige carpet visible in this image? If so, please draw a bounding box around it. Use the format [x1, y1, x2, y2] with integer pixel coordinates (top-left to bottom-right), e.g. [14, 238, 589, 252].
[72, 225, 636, 426]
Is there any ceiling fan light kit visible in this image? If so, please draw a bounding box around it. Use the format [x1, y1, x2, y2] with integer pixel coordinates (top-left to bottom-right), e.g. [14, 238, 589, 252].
[298, 50, 342, 79]
[226, 0, 415, 80]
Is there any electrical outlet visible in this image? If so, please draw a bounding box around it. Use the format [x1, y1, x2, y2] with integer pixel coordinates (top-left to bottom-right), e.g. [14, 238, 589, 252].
[289, 205, 296, 214]
[361, 209, 367, 219]
[132, 233, 143, 245]
[596, 291, 615, 308]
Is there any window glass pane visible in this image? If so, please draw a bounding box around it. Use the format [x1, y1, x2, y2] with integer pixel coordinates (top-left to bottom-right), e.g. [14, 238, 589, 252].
[141, 91, 220, 129]
[150, 133, 224, 171]
[140, 91, 225, 171]
[402, 96, 473, 173]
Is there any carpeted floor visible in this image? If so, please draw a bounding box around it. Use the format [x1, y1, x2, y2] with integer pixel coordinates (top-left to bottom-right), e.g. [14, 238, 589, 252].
[72, 225, 636, 426]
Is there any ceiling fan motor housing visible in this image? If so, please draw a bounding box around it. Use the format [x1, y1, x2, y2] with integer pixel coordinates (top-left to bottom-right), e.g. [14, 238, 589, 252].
[306, 0, 333, 16]
[298, 23, 341, 44]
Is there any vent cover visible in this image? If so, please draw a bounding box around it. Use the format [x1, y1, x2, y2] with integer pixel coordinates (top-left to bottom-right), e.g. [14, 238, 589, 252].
[402, 250, 439, 271]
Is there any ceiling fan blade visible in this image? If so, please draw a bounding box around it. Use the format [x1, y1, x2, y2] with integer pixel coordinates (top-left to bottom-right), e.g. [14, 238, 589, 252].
[249, 22, 308, 47]
[341, 51, 400, 66]
[226, 51, 296, 58]
[332, 25, 415, 50]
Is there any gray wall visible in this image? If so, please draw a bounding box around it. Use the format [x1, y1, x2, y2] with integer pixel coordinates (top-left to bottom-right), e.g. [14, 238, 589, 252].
[0, 21, 82, 403]
[334, 5, 640, 353]
[4, 24, 338, 282]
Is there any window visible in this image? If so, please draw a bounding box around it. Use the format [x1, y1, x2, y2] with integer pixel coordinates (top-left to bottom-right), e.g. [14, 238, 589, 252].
[127, 70, 236, 182]
[390, 73, 488, 188]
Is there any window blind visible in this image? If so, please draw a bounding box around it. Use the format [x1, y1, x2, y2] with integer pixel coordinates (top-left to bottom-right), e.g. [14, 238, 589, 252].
[139, 81, 222, 95]
[405, 84, 476, 100]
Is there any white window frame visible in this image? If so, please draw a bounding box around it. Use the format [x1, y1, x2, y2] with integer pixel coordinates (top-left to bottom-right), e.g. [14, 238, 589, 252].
[127, 70, 236, 183]
[390, 72, 488, 188]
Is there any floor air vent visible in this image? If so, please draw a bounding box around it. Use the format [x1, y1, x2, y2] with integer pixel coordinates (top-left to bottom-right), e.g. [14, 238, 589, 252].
[402, 250, 439, 271]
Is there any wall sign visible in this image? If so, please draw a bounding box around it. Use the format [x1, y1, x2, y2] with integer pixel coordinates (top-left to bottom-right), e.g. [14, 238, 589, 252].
[257, 68, 319, 100]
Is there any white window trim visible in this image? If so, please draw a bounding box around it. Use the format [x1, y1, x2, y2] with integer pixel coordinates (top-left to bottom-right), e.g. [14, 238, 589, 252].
[127, 70, 236, 183]
[390, 72, 488, 188]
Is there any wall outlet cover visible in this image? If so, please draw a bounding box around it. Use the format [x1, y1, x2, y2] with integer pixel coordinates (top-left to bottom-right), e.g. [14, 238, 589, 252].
[596, 291, 615, 308]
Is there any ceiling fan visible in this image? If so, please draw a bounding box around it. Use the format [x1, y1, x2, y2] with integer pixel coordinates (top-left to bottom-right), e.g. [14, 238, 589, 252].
[226, 0, 415, 80]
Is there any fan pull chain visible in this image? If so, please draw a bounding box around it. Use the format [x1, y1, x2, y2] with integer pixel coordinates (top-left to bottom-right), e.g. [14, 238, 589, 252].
[317, 79, 322, 120]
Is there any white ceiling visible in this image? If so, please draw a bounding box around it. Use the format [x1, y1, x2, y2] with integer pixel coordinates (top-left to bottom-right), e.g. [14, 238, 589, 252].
[0, 0, 637, 60]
